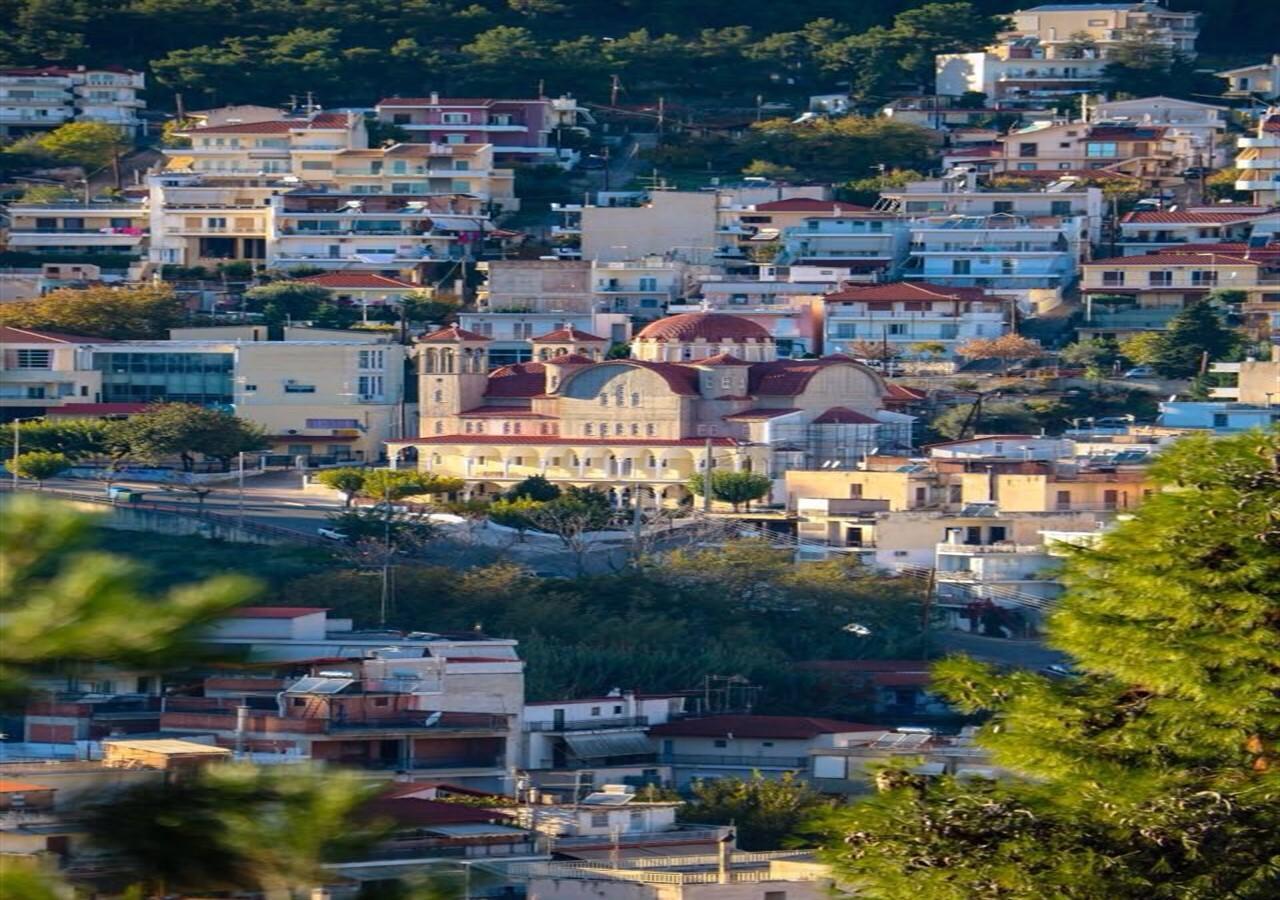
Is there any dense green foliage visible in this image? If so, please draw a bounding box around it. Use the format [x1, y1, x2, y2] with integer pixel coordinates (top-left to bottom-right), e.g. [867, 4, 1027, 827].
[680, 773, 836, 850]
[1149, 299, 1240, 378]
[688, 469, 773, 511]
[5, 449, 72, 486]
[1, 0, 1260, 113]
[820, 429, 1280, 898]
[111, 402, 269, 470]
[0, 286, 187, 339]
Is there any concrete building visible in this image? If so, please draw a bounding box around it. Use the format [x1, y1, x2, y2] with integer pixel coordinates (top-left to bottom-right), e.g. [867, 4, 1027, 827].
[458, 316, 631, 367]
[374, 94, 561, 165]
[4, 199, 148, 263]
[774, 210, 911, 282]
[1092, 96, 1229, 169]
[1157, 398, 1280, 432]
[0, 65, 145, 137]
[1217, 56, 1280, 101]
[389, 314, 914, 505]
[1205, 342, 1280, 405]
[936, 42, 1106, 105]
[1116, 207, 1276, 256]
[1078, 251, 1263, 339]
[1233, 110, 1280, 207]
[669, 290, 825, 359]
[1004, 3, 1200, 59]
[581, 192, 722, 263]
[1, 327, 408, 458]
[995, 121, 1176, 182]
[823, 282, 1007, 362]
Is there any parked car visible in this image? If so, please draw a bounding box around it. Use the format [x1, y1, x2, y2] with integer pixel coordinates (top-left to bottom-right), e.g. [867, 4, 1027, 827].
[1122, 366, 1155, 379]
[1182, 166, 1211, 178]
[578, 154, 607, 170]
[317, 526, 347, 541]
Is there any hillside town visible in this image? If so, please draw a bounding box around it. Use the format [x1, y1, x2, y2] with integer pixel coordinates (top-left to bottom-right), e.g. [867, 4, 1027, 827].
[1, 2, 1278, 898]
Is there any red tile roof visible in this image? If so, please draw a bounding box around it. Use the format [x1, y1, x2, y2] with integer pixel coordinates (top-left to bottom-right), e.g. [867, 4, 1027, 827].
[531, 326, 607, 342]
[1086, 252, 1259, 266]
[484, 362, 546, 398]
[179, 112, 349, 134]
[395, 435, 736, 447]
[825, 282, 990, 303]
[376, 97, 499, 108]
[0, 326, 109, 344]
[748, 357, 872, 396]
[751, 198, 875, 213]
[690, 352, 748, 366]
[0, 779, 54, 793]
[636, 313, 770, 343]
[1264, 115, 1280, 134]
[359, 797, 513, 828]
[884, 383, 928, 401]
[812, 406, 880, 425]
[297, 273, 417, 289]
[420, 324, 492, 342]
[545, 352, 597, 365]
[1121, 210, 1262, 225]
[47, 403, 147, 415]
[229, 607, 329, 619]
[649, 715, 880, 740]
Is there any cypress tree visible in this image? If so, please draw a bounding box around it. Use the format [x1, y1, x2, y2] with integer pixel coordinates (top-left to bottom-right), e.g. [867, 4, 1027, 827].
[1151, 300, 1238, 378]
[820, 429, 1280, 898]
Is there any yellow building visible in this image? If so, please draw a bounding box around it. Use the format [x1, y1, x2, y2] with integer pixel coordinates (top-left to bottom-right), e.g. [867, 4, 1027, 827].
[387, 313, 915, 505]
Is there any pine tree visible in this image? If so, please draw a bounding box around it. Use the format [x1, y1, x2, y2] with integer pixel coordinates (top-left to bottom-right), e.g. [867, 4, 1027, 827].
[819, 429, 1280, 899]
[1151, 300, 1238, 378]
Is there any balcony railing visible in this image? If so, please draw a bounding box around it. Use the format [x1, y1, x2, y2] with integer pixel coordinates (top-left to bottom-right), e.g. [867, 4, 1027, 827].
[526, 715, 649, 732]
[936, 542, 1047, 554]
[659, 753, 808, 768]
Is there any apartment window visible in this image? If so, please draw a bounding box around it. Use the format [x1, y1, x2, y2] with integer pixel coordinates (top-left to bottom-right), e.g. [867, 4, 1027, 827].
[441, 112, 471, 124]
[284, 383, 316, 393]
[721, 374, 734, 388]
[1056, 490, 1072, 510]
[300, 160, 332, 170]
[590, 706, 601, 716]
[453, 160, 470, 171]
[1191, 270, 1218, 286]
[713, 739, 728, 748]
[1016, 162, 1037, 171]
[887, 323, 907, 335]
[1149, 270, 1173, 286]
[392, 113, 410, 124]
[638, 276, 657, 291]
[590, 812, 609, 827]
[599, 393, 608, 406]
[1101, 270, 1125, 287]
[358, 375, 384, 398]
[206, 217, 226, 229]
[1001, 258, 1015, 276]
[993, 201, 1014, 213]
[13, 349, 51, 369]
[391, 160, 407, 174]
[490, 113, 514, 125]
[584, 424, 593, 435]
[646, 423, 655, 436]
[614, 423, 624, 435]
[1017, 142, 1038, 158]
[1086, 142, 1117, 158]
[1050, 200, 1072, 216]
[373, 697, 389, 707]
[243, 384, 257, 392]
[952, 260, 971, 275]
[358, 349, 385, 370]
[630, 391, 640, 406]
[445, 134, 467, 144]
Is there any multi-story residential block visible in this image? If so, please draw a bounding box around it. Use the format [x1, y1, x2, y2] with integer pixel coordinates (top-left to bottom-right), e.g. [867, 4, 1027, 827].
[1233, 110, 1280, 206]
[1116, 207, 1275, 256]
[879, 169, 1103, 243]
[1092, 96, 1229, 169]
[522, 692, 688, 789]
[996, 121, 1175, 181]
[0, 65, 145, 137]
[580, 191, 723, 263]
[1004, 3, 1200, 59]
[2, 327, 408, 459]
[1217, 55, 1280, 101]
[2, 199, 148, 263]
[591, 258, 693, 318]
[823, 282, 1007, 361]
[1206, 342, 1280, 405]
[146, 172, 280, 269]
[326, 142, 517, 209]
[649, 715, 879, 789]
[774, 210, 911, 282]
[669, 291, 824, 358]
[480, 258, 595, 312]
[1078, 251, 1265, 339]
[881, 96, 1056, 129]
[903, 211, 1084, 298]
[937, 39, 1106, 105]
[375, 93, 558, 164]
[718, 197, 877, 242]
[169, 111, 364, 176]
[1157, 398, 1280, 432]
[388, 313, 914, 505]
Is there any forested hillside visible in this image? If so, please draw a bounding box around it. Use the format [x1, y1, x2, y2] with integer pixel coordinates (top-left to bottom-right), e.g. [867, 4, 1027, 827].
[0, 0, 1267, 110]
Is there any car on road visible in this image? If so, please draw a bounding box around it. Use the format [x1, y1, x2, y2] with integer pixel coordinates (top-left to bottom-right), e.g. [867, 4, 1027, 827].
[578, 154, 607, 170]
[1182, 166, 1211, 178]
[317, 526, 347, 541]
[1122, 366, 1156, 379]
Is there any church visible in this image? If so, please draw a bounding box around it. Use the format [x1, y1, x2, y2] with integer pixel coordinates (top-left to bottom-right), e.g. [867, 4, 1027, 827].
[386, 312, 915, 506]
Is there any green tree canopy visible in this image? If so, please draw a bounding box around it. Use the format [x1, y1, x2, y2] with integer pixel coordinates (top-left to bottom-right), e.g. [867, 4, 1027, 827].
[688, 469, 773, 511]
[681, 773, 836, 850]
[0, 418, 110, 460]
[35, 120, 131, 171]
[820, 428, 1280, 898]
[0, 286, 186, 339]
[242, 281, 333, 323]
[6, 450, 71, 487]
[1151, 299, 1238, 378]
[358, 468, 463, 501]
[313, 466, 367, 507]
[110, 403, 269, 471]
[505, 474, 561, 502]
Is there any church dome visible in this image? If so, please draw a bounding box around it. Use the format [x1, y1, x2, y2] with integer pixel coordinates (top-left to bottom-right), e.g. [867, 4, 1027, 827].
[635, 313, 770, 343]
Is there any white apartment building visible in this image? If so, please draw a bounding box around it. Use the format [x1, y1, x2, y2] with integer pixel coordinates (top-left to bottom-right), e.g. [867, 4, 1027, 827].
[1116, 206, 1274, 255]
[823, 282, 1007, 361]
[4, 199, 149, 262]
[522, 692, 687, 778]
[937, 39, 1106, 105]
[0, 65, 145, 137]
[1093, 96, 1229, 169]
[775, 213, 911, 282]
[1218, 55, 1280, 101]
[1234, 110, 1280, 207]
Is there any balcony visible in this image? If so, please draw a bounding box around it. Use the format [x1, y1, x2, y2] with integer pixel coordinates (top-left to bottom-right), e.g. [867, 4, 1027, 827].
[527, 715, 649, 733]
[937, 542, 1046, 555]
[1235, 157, 1275, 170]
[659, 753, 808, 768]
[1235, 178, 1280, 192]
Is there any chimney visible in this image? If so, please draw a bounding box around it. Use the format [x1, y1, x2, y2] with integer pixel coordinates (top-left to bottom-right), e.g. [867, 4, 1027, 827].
[430, 91, 439, 105]
[717, 832, 734, 884]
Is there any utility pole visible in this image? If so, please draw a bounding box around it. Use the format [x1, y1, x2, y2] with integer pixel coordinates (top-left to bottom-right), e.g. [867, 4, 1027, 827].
[657, 96, 665, 136]
[610, 74, 620, 107]
[702, 437, 713, 514]
[236, 451, 245, 528]
[921, 568, 936, 660]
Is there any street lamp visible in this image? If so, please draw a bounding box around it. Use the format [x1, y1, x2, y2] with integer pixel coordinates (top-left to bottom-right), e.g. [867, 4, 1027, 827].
[9, 416, 45, 491]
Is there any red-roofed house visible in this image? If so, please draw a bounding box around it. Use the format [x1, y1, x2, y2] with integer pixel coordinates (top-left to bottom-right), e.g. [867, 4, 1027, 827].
[374, 93, 557, 163]
[648, 715, 881, 788]
[391, 312, 915, 506]
[1117, 207, 1276, 255]
[1079, 252, 1265, 338]
[823, 282, 1008, 363]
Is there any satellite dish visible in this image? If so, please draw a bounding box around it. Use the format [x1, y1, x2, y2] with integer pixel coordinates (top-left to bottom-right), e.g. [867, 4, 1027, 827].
[423, 711, 442, 727]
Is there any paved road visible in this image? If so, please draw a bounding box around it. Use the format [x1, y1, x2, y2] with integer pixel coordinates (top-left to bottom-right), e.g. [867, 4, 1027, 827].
[934, 630, 1067, 670]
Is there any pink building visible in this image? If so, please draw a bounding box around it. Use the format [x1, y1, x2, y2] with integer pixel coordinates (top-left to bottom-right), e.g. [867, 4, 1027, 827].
[375, 93, 556, 164]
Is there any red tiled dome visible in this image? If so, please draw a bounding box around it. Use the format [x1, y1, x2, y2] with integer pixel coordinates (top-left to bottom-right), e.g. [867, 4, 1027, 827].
[635, 313, 770, 343]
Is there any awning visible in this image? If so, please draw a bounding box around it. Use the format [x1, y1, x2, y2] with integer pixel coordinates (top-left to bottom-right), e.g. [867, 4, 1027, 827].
[748, 228, 781, 241]
[563, 732, 654, 760]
